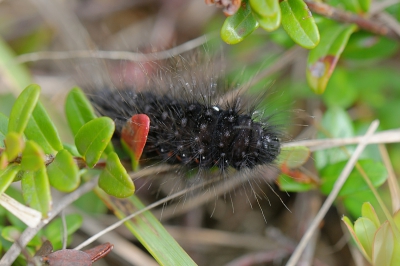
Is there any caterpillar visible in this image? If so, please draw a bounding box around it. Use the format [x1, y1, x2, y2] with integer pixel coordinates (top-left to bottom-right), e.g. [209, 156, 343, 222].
[87, 54, 282, 174]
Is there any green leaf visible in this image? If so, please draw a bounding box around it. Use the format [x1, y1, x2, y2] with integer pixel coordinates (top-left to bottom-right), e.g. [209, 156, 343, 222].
[221, 1, 259, 44]
[280, 0, 319, 49]
[343, 190, 381, 219]
[314, 107, 355, 169]
[4, 132, 24, 161]
[342, 32, 399, 60]
[362, 202, 380, 228]
[1, 225, 41, 247]
[373, 221, 394, 266]
[73, 191, 108, 214]
[250, 0, 281, 31]
[0, 113, 9, 148]
[65, 87, 115, 155]
[44, 214, 83, 251]
[307, 23, 357, 94]
[354, 217, 377, 259]
[1, 226, 21, 242]
[47, 149, 80, 192]
[25, 102, 63, 154]
[392, 222, 400, 266]
[21, 141, 45, 172]
[21, 166, 52, 217]
[0, 37, 33, 91]
[75, 117, 115, 168]
[342, 216, 372, 263]
[95, 189, 197, 266]
[65, 87, 97, 136]
[0, 165, 20, 195]
[320, 159, 387, 197]
[278, 146, 310, 168]
[394, 211, 400, 231]
[8, 84, 40, 134]
[359, 0, 371, 12]
[322, 67, 358, 109]
[277, 174, 315, 192]
[340, 0, 370, 13]
[99, 152, 135, 198]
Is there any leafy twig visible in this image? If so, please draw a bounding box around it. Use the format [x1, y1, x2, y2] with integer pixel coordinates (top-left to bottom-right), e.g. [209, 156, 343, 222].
[304, 1, 400, 40]
[0, 177, 98, 266]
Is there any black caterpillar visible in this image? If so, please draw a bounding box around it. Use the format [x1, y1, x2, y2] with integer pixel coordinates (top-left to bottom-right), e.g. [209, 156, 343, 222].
[90, 88, 281, 171]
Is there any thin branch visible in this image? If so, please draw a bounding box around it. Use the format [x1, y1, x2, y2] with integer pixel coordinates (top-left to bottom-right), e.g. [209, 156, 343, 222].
[286, 120, 379, 266]
[379, 144, 400, 213]
[0, 177, 98, 266]
[305, 1, 400, 41]
[283, 128, 400, 151]
[15, 34, 215, 64]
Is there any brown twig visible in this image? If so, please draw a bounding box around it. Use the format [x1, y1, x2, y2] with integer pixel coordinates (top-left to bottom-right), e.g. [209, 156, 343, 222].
[304, 0, 400, 41]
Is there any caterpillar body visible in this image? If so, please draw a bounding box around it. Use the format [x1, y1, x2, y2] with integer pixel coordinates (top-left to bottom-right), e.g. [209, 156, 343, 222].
[90, 88, 281, 171]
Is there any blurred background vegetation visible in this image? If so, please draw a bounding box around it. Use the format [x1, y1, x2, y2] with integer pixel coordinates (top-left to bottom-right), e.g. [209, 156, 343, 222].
[1, 0, 400, 265]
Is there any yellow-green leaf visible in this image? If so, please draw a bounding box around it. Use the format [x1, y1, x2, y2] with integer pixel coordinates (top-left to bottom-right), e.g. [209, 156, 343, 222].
[278, 146, 310, 168]
[21, 141, 45, 172]
[373, 221, 394, 266]
[362, 202, 381, 228]
[354, 217, 377, 258]
[342, 216, 372, 262]
[4, 132, 24, 161]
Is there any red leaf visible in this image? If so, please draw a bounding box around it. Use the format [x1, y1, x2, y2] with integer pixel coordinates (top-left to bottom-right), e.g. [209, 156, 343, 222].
[84, 242, 114, 262]
[42, 250, 92, 266]
[121, 114, 150, 162]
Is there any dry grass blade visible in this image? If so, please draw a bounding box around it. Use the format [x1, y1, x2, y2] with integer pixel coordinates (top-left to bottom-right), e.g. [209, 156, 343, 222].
[286, 120, 379, 266]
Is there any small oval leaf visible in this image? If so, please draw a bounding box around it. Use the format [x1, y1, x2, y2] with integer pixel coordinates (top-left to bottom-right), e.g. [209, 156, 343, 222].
[4, 132, 24, 161]
[354, 217, 377, 258]
[320, 160, 387, 197]
[221, 2, 259, 44]
[277, 174, 315, 192]
[21, 166, 52, 217]
[250, 0, 281, 31]
[21, 141, 45, 172]
[65, 87, 97, 136]
[47, 149, 80, 192]
[42, 250, 92, 266]
[75, 117, 115, 168]
[280, 0, 320, 49]
[342, 216, 372, 263]
[362, 202, 381, 228]
[121, 114, 150, 170]
[0, 165, 20, 195]
[278, 146, 310, 168]
[25, 102, 63, 154]
[372, 221, 394, 266]
[8, 84, 40, 134]
[307, 23, 357, 94]
[99, 152, 135, 198]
